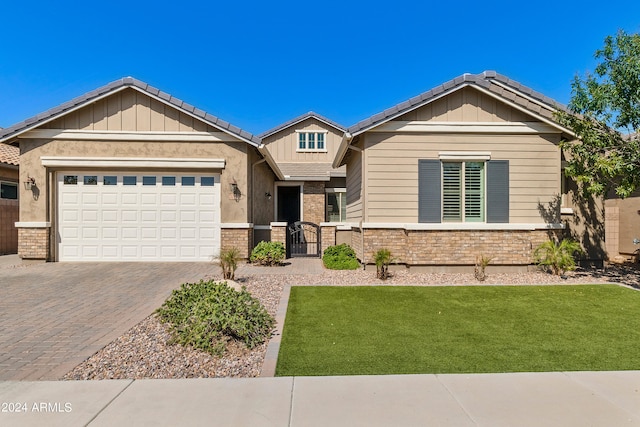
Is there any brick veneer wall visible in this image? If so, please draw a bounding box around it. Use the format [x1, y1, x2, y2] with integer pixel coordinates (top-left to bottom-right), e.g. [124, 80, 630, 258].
[320, 225, 336, 254]
[270, 223, 287, 248]
[221, 228, 253, 259]
[18, 228, 49, 260]
[0, 199, 18, 255]
[354, 227, 555, 266]
[303, 182, 325, 225]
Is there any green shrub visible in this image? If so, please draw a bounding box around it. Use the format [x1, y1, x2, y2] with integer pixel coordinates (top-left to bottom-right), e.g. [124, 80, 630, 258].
[323, 244, 360, 270]
[534, 238, 584, 276]
[156, 280, 275, 356]
[250, 241, 285, 266]
[219, 247, 241, 280]
[374, 248, 393, 280]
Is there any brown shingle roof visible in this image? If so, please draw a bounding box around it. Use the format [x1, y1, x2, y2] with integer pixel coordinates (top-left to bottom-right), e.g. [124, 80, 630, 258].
[0, 143, 19, 166]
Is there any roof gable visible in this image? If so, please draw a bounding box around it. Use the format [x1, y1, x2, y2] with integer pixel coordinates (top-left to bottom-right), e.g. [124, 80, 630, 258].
[0, 77, 261, 146]
[259, 111, 345, 139]
[347, 71, 567, 136]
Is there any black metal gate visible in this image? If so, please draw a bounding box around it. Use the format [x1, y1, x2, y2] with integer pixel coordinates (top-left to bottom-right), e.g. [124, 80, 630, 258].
[288, 221, 321, 258]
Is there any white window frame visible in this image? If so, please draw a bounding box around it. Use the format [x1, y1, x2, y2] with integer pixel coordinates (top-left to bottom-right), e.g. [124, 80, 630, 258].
[325, 188, 346, 222]
[0, 181, 18, 200]
[296, 130, 328, 153]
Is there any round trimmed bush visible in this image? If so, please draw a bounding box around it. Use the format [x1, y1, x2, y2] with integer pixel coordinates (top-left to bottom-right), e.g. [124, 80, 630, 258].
[323, 243, 360, 270]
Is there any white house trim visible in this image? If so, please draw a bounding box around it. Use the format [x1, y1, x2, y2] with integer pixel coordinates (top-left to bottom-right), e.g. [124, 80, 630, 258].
[15, 222, 51, 228]
[220, 223, 253, 228]
[439, 152, 491, 160]
[41, 156, 226, 169]
[361, 222, 564, 231]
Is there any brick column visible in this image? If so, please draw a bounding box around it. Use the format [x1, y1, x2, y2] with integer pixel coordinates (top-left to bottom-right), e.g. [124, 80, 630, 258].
[17, 225, 50, 260]
[270, 222, 287, 248]
[320, 224, 336, 254]
[303, 182, 325, 225]
[220, 225, 253, 259]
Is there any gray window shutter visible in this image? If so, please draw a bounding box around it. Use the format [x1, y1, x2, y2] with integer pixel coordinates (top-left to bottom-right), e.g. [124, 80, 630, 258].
[418, 159, 441, 223]
[486, 160, 509, 223]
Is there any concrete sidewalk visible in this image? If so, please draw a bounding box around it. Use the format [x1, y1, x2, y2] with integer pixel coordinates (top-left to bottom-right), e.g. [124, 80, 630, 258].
[1, 371, 639, 426]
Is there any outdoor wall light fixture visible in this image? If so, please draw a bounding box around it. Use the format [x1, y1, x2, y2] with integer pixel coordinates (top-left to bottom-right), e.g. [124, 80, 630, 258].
[265, 192, 272, 200]
[24, 176, 36, 191]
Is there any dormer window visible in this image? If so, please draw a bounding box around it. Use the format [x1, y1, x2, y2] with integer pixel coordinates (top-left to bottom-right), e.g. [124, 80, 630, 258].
[297, 131, 327, 152]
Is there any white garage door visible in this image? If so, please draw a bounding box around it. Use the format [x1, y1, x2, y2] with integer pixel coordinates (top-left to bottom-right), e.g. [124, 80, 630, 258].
[57, 172, 220, 261]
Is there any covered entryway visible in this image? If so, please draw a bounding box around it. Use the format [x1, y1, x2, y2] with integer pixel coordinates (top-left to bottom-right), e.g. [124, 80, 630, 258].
[56, 172, 220, 261]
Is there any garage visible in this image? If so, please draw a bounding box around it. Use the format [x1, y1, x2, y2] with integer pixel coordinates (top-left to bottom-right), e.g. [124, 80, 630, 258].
[57, 171, 220, 262]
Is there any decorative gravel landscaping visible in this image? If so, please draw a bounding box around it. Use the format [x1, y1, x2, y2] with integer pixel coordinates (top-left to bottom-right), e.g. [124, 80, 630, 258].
[63, 264, 640, 380]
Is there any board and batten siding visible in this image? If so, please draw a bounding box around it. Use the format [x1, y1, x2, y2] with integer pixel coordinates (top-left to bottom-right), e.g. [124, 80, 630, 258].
[363, 132, 561, 223]
[46, 88, 218, 133]
[397, 87, 532, 123]
[261, 118, 342, 163]
[345, 144, 363, 222]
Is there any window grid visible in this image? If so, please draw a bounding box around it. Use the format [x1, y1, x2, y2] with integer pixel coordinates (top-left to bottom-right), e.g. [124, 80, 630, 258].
[297, 131, 328, 152]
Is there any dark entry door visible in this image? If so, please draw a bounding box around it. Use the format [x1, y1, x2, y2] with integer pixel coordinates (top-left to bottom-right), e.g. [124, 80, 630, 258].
[277, 186, 300, 224]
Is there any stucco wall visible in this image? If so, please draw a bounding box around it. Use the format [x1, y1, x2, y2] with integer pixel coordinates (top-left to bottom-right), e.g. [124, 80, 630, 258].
[18, 138, 251, 224]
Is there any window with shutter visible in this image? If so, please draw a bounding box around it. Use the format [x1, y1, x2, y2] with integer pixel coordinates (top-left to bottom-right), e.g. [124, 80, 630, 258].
[419, 158, 505, 224]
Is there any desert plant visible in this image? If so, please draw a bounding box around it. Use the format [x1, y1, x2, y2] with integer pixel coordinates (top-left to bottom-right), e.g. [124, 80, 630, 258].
[374, 248, 393, 280]
[474, 254, 493, 282]
[156, 280, 275, 356]
[534, 238, 584, 276]
[323, 243, 360, 270]
[219, 247, 241, 280]
[250, 241, 286, 266]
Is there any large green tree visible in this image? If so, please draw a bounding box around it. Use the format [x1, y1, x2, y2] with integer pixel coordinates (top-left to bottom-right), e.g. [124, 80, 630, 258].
[556, 30, 640, 198]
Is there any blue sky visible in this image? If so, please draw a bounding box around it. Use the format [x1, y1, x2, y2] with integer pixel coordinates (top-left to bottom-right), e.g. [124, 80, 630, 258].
[1, 0, 639, 135]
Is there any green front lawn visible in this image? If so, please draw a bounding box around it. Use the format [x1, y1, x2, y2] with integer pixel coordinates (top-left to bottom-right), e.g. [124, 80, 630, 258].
[275, 285, 640, 376]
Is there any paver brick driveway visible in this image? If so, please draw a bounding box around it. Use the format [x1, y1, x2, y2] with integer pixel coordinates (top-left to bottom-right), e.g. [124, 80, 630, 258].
[0, 261, 218, 380]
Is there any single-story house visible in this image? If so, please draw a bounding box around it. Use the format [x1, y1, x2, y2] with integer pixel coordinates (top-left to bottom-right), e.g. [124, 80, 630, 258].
[0, 72, 606, 268]
[331, 71, 605, 271]
[0, 141, 19, 254]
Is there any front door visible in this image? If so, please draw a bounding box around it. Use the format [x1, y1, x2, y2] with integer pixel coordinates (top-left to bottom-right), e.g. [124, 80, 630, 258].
[277, 185, 301, 224]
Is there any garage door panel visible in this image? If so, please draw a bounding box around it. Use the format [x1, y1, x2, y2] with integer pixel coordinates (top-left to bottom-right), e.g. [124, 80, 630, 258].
[82, 210, 99, 222]
[141, 194, 157, 205]
[102, 193, 118, 204]
[102, 227, 118, 239]
[180, 194, 197, 205]
[121, 193, 138, 204]
[57, 172, 220, 262]
[81, 246, 99, 258]
[141, 228, 157, 239]
[82, 227, 99, 239]
[180, 228, 196, 239]
[82, 192, 99, 204]
[102, 210, 118, 222]
[122, 210, 138, 222]
[61, 226, 79, 238]
[122, 227, 139, 239]
[102, 246, 119, 258]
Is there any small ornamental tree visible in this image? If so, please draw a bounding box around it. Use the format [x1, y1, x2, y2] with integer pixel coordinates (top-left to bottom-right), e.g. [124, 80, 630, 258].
[556, 30, 640, 198]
